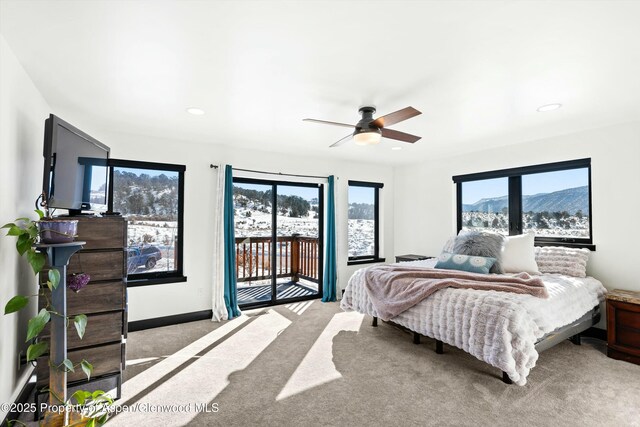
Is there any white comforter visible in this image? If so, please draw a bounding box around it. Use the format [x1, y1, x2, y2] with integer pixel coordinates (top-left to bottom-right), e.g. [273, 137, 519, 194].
[340, 259, 607, 385]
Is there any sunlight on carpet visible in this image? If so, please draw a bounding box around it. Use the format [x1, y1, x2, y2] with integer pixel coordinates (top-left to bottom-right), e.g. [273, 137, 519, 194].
[108, 310, 291, 426]
[276, 311, 364, 401]
[285, 300, 314, 315]
[125, 356, 161, 366]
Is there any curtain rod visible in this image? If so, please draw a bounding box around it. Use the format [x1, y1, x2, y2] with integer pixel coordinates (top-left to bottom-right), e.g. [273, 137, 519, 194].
[210, 164, 329, 180]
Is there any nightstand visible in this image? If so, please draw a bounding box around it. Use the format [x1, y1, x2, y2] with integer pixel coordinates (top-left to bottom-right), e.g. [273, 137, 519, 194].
[607, 289, 640, 366]
[395, 254, 433, 263]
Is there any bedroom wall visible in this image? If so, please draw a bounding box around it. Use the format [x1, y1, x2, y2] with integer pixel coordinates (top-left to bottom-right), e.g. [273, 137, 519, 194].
[0, 35, 52, 421]
[393, 121, 640, 327]
[86, 130, 395, 322]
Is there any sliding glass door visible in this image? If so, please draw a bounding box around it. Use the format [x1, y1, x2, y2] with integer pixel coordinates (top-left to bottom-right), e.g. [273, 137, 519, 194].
[233, 178, 323, 308]
[233, 181, 273, 305]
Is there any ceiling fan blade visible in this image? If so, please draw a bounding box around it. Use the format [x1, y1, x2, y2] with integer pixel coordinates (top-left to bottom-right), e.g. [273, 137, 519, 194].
[329, 133, 353, 148]
[371, 106, 421, 128]
[381, 128, 421, 143]
[303, 118, 355, 128]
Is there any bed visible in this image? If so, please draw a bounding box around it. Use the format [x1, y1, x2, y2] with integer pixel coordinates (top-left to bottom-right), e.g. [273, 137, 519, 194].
[340, 258, 607, 385]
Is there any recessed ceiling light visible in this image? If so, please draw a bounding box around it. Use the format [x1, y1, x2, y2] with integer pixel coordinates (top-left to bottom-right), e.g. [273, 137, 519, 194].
[186, 107, 205, 115]
[536, 103, 562, 112]
[391, 147, 402, 151]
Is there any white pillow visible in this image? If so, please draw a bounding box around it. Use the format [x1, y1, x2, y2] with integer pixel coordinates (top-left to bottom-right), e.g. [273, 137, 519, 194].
[534, 246, 590, 277]
[501, 233, 540, 274]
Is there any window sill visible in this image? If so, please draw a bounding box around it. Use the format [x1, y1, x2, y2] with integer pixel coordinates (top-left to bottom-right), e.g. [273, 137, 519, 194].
[347, 258, 386, 266]
[127, 276, 188, 287]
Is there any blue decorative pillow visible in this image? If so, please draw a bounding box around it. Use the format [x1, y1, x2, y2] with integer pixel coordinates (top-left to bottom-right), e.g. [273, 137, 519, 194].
[434, 252, 496, 274]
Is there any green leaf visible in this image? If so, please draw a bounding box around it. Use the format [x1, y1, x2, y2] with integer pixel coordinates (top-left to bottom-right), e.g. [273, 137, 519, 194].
[85, 418, 96, 427]
[4, 295, 29, 314]
[26, 250, 46, 275]
[27, 225, 38, 239]
[26, 308, 50, 341]
[35, 209, 45, 219]
[70, 389, 86, 405]
[16, 233, 32, 256]
[48, 269, 60, 290]
[1, 222, 16, 229]
[81, 360, 93, 380]
[6, 225, 23, 236]
[26, 341, 48, 361]
[74, 314, 88, 339]
[62, 358, 75, 372]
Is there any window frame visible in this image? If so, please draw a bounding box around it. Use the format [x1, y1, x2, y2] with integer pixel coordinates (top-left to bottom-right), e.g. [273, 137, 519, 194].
[347, 180, 385, 265]
[453, 158, 595, 250]
[108, 158, 187, 286]
[232, 177, 324, 309]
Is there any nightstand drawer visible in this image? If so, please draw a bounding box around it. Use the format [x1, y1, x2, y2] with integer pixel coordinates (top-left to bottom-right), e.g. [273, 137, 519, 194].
[615, 304, 640, 330]
[607, 290, 640, 366]
[617, 327, 640, 348]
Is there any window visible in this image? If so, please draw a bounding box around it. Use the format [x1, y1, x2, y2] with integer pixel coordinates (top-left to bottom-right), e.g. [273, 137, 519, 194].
[108, 159, 186, 286]
[461, 177, 509, 235]
[454, 158, 594, 249]
[348, 181, 384, 264]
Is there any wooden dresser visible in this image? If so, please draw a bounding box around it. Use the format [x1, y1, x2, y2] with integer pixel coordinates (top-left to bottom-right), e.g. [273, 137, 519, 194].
[606, 289, 640, 365]
[37, 216, 127, 398]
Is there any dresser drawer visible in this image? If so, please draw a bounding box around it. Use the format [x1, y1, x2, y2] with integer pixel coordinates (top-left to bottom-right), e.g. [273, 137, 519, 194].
[68, 250, 125, 281]
[40, 311, 123, 350]
[40, 281, 125, 315]
[76, 217, 126, 250]
[37, 342, 122, 387]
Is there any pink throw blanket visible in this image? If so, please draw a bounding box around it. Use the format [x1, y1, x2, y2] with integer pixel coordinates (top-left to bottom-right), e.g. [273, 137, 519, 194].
[363, 265, 548, 321]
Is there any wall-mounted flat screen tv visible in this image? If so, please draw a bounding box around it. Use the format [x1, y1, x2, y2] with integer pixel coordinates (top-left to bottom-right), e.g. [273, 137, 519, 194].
[42, 114, 110, 214]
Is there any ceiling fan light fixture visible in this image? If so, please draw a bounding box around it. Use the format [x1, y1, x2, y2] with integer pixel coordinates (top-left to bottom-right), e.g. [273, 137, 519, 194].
[353, 128, 382, 146]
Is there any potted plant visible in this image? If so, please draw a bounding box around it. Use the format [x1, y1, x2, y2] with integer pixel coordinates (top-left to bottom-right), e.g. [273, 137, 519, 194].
[3, 209, 113, 426]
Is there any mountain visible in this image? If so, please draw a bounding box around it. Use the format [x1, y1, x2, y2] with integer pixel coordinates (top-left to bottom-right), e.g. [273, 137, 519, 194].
[463, 186, 589, 215]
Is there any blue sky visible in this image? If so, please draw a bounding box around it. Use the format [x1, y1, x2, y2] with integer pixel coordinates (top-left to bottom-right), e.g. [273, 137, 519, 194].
[462, 168, 588, 204]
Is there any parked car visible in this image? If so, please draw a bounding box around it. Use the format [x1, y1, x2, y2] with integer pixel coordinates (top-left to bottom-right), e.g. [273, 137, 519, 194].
[127, 245, 162, 272]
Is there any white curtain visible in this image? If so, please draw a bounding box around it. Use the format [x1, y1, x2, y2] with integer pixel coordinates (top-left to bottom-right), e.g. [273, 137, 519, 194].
[211, 164, 228, 321]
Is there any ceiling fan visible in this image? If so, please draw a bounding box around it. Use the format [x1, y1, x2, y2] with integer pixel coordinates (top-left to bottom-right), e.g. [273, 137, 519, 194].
[303, 106, 422, 147]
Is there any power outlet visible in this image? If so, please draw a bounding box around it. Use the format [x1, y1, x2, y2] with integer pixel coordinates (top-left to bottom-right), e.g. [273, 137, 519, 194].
[17, 350, 29, 369]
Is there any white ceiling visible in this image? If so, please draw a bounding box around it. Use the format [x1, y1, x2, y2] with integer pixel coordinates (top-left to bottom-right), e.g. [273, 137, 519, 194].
[2, 0, 640, 165]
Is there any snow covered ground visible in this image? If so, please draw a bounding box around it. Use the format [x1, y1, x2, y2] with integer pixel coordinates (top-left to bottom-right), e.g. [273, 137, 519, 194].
[235, 207, 319, 238]
[235, 206, 374, 257]
[462, 212, 589, 237]
[126, 219, 177, 273]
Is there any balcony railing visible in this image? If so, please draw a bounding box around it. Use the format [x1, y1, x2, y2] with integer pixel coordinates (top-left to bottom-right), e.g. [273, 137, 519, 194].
[235, 234, 320, 284]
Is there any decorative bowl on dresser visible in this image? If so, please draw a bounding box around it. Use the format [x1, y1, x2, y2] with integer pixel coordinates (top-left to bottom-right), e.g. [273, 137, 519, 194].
[606, 289, 640, 366]
[36, 216, 127, 413]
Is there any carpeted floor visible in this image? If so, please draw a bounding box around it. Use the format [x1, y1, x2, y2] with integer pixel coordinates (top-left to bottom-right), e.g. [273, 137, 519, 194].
[105, 300, 640, 427]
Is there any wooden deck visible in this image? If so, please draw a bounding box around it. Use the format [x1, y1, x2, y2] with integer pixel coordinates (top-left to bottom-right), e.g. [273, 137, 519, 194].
[238, 282, 318, 305]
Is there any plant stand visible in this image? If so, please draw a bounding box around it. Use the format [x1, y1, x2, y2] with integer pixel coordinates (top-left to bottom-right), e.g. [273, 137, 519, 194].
[35, 241, 85, 427]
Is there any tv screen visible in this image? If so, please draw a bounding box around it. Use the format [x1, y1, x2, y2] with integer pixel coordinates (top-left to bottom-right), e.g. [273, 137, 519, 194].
[43, 114, 110, 213]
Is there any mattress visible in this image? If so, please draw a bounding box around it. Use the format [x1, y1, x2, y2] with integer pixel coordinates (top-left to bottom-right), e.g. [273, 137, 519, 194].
[340, 259, 607, 385]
